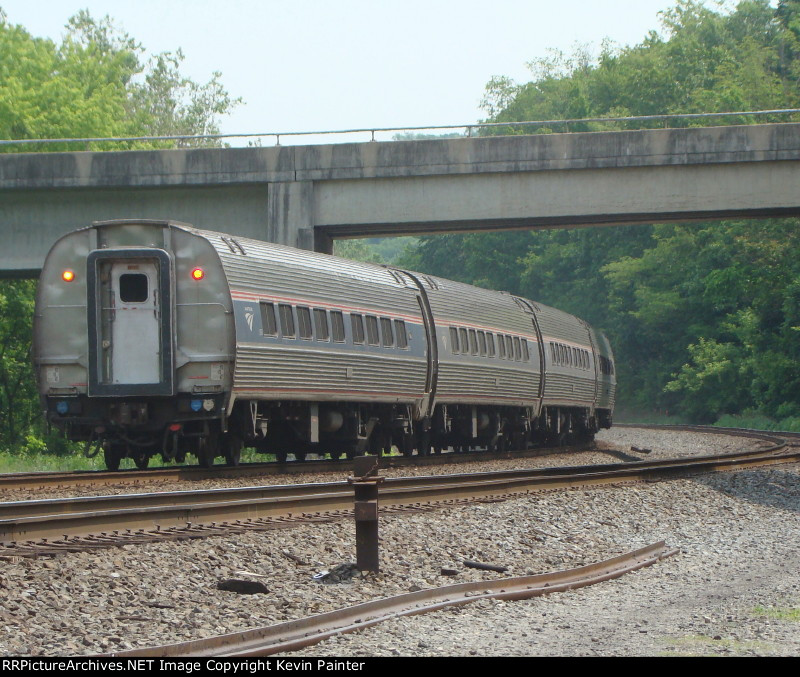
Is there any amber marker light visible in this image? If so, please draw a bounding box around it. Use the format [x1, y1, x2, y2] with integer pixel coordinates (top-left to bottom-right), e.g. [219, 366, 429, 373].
[191, 267, 205, 281]
[62, 270, 75, 282]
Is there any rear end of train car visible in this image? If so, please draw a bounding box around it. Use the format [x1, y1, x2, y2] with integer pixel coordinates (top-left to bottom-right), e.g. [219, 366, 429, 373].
[34, 220, 235, 469]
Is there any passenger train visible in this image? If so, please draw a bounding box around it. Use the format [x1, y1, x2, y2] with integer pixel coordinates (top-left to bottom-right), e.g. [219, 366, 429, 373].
[33, 220, 615, 470]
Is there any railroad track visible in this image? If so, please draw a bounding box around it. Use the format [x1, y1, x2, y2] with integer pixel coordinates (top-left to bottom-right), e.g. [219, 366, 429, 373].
[0, 443, 593, 492]
[1, 422, 791, 493]
[1, 425, 796, 558]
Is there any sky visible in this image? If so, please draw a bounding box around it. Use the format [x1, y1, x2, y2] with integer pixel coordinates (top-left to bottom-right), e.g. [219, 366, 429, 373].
[0, 0, 749, 145]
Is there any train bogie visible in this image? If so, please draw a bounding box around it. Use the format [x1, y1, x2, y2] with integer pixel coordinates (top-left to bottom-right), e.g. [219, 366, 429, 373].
[34, 220, 615, 469]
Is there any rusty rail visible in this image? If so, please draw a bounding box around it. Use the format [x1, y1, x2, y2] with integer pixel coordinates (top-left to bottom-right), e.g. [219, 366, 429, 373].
[111, 541, 677, 657]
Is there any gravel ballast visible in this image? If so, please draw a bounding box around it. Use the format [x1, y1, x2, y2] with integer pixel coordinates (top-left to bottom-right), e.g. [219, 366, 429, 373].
[0, 427, 798, 657]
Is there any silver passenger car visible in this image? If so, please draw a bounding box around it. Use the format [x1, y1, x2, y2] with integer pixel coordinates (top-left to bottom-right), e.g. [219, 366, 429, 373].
[34, 220, 615, 469]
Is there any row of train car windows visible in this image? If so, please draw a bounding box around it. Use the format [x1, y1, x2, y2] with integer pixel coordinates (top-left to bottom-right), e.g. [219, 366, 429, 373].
[449, 326, 530, 362]
[260, 302, 408, 349]
[550, 342, 591, 371]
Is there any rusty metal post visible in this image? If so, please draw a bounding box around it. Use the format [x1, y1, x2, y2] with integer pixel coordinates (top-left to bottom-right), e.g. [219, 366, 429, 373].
[348, 455, 384, 573]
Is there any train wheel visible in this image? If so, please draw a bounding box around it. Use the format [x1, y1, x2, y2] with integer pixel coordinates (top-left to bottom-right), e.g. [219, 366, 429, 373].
[196, 433, 218, 468]
[104, 445, 123, 471]
[329, 451, 342, 461]
[294, 451, 307, 462]
[417, 431, 431, 457]
[133, 452, 150, 470]
[401, 432, 414, 458]
[276, 451, 288, 463]
[222, 435, 242, 467]
[380, 429, 392, 457]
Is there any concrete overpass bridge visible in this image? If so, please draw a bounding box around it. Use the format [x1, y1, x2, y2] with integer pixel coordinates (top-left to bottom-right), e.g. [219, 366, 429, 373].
[1, 121, 800, 276]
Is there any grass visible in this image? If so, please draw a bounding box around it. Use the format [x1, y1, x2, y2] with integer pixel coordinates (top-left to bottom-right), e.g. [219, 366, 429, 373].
[753, 605, 800, 622]
[615, 408, 800, 432]
[714, 413, 800, 433]
[0, 445, 277, 473]
[660, 634, 777, 656]
[0, 449, 107, 473]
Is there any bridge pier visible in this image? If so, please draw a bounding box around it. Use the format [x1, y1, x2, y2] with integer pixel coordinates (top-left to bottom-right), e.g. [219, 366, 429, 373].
[268, 181, 333, 254]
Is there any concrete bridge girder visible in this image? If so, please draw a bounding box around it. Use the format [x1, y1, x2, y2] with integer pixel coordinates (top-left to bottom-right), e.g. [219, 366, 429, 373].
[1, 122, 800, 275]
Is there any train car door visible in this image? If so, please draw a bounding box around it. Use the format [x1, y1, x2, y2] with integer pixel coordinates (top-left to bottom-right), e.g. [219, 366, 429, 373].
[87, 248, 175, 396]
[110, 262, 160, 384]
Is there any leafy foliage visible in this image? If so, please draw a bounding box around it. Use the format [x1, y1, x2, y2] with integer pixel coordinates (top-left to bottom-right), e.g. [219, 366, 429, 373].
[0, 10, 240, 151]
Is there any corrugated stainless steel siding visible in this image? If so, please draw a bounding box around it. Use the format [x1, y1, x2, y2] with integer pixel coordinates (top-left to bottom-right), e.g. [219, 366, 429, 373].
[542, 372, 596, 405]
[233, 344, 427, 401]
[435, 360, 539, 405]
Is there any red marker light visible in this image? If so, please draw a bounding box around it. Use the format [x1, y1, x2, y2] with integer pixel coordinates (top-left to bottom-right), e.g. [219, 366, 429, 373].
[191, 267, 205, 281]
[62, 270, 75, 282]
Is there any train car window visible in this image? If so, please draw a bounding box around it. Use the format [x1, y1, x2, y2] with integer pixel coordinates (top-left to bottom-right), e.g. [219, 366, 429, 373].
[513, 336, 521, 361]
[279, 304, 295, 338]
[314, 309, 329, 341]
[459, 328, 468, 355]
[498, 334, 506, 359]
[119, 273, 148, 303]
[331, 311, 345, 342]
[505, 335, 514, 360]
[573, 347, 579, 367]
[351, 314, 365, 344]
[366, 315, 379, 345]
[449, 327, 459, 354]
[478, 331, 487, 356]
[522, 339, 530, 362]
[380, 317, 394, 347]
[260, 302, 278, 336]
[297, 306, 313, 340]
[395, 320, 408, 349]
[549, 342, 556, 364]
[487, 333, 495, 357]
[468, 329, 478, 355]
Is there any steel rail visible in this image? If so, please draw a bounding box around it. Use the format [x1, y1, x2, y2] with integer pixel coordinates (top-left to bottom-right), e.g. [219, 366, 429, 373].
[0, 432, 795, 547]
[111, 541, 678, 657]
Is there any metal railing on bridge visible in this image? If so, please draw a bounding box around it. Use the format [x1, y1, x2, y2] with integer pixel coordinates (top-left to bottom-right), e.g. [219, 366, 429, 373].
[2, 108, 800, 150]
